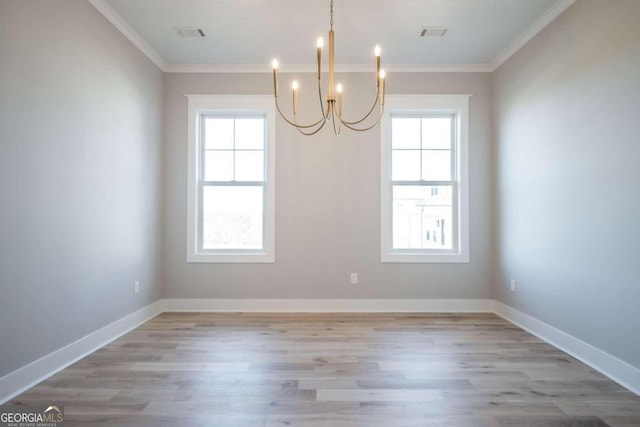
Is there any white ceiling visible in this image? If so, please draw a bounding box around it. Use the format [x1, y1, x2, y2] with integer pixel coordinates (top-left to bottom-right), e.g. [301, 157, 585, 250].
[96, 0, 573, 71]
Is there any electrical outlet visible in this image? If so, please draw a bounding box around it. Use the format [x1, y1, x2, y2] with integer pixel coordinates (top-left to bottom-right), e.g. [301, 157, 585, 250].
[510, 279, 516, 292]
[134, 281, 140, 294]
[350, 273, 358, 284]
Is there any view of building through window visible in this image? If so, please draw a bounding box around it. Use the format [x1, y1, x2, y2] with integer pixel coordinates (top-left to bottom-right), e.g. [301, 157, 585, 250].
[392, 185, 453, 249]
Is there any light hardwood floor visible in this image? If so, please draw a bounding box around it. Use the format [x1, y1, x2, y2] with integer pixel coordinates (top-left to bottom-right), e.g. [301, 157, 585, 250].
[11, 313, 640, 426]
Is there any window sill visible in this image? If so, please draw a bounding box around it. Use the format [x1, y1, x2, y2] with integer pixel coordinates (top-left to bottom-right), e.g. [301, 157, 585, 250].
[187, 252, 275, 263]
[381, 252, 469, 263]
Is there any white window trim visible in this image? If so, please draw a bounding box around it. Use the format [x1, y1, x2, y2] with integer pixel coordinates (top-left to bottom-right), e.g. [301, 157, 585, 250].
[186, 95, 276, 263]
[380, 94, 470, 263]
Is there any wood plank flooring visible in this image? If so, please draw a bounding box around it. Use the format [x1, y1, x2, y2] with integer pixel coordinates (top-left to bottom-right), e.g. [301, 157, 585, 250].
[10, 313, 640, 426]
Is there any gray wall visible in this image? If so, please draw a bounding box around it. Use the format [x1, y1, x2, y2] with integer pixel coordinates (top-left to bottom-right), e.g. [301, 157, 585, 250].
[163, 72, 493, 299]
[493, 0, 640, 368]
[0, 0, 164, 377]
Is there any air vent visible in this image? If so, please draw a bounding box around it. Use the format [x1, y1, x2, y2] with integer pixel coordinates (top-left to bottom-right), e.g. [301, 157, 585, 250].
[173, 27, 205, 38]
[420, 27, 448, 37]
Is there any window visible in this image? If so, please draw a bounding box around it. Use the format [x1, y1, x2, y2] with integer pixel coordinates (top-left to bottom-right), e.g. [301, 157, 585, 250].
[380, 95, 470, 263]
[186, 95, 275, 263]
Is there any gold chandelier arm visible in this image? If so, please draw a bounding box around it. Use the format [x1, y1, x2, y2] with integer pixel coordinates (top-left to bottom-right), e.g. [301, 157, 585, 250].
[337, 89, 380, 126]
[293, 106, 331, 136]
[294, 119, 328, 136]
[336, 100, 385, 132]
[275, 95, 326, 129]
[292, 101, 333, 136]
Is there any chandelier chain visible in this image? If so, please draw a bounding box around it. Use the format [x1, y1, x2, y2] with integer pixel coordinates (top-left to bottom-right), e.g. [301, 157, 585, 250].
[330, 0, 334, 30]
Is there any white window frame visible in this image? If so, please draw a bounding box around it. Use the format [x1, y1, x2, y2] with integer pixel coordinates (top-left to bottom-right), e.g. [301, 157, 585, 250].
[186, 95, 276, 263]
[380, 94, 470, 263]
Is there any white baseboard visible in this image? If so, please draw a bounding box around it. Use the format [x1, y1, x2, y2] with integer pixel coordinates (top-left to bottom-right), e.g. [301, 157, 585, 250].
[494, 301, 640, 396]
[0, 300, 163, 405]
[3, 298, 638, 404]
[161, 298, 495, 313]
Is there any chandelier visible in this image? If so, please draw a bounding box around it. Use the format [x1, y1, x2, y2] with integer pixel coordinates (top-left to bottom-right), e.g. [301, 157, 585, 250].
[271, 0, 386, 136]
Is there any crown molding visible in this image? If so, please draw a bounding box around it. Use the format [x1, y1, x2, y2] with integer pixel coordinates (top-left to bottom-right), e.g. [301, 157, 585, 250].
[164, 63, 493, 74]
[386, 63, 492, 73]
[88, 0, 167, 71]
[88, 0, 574, 75]
[490, 0, 576, 71]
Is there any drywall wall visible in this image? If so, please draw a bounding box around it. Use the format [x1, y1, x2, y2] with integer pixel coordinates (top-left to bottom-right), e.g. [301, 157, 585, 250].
[163, 72, 493, 299]
[493, 0, 640, 368]
[0, 0, 164, 377]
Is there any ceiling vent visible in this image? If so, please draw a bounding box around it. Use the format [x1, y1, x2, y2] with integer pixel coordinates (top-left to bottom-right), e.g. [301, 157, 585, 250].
[173, 27, 205, 38]
[420, 27, 448, 37]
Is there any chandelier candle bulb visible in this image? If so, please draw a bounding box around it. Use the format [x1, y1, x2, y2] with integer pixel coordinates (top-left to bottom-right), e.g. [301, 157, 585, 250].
[292, 81, 299, 114]
[316, 37, 323, 79]
[337, 83, 343, 115]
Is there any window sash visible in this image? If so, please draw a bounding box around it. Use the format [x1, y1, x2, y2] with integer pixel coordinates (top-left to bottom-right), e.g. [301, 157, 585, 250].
[197, 182, 267, 254]
[389, 182, 459, 254]
[199, 114, 266, 183]
[390, 113, 457, 183]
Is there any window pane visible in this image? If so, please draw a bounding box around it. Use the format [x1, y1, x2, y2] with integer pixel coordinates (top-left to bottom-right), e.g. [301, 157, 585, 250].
[392, 150, 421, 181]
[235, 151, 264, 181]
[235, 118, 264, 149]
[391, 118, 420, 149]
[392, 185, 453, 250]
[422, 117, 452, 149]
[205, 118, 234, 149]
[204, 150, 233, 181]
[202, 186, 263, 250]
[422, 150, 451, 181]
